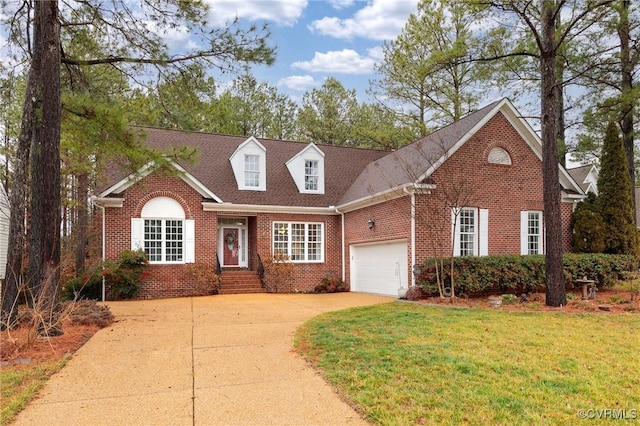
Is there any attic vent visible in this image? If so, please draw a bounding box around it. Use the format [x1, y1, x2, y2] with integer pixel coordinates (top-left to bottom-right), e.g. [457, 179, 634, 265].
[488, 147, 512, 165]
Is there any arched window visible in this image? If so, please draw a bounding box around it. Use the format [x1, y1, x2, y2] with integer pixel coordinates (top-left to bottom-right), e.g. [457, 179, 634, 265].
[487, 147, 512, 165]
[131, 197, 194, 263]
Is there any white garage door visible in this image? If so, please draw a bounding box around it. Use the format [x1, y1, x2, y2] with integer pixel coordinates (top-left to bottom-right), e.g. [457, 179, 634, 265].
[350, 240, 408, 296]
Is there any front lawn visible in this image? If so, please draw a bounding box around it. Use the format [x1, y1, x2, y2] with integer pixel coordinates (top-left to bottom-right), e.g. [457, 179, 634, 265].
[295, 303, 640, 425]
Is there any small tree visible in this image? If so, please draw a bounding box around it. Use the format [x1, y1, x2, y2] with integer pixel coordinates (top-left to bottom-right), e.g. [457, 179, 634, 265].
[571, 193, 606, 253]
[597, 121, 638, 255]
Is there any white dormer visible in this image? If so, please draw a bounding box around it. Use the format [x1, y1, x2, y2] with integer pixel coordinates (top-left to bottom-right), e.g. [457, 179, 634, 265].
[286, 143, 325, 194]
[229, 136, 267, 191]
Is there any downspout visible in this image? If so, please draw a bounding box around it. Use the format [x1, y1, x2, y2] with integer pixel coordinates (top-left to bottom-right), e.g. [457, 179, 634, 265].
[94, 199, 106, 302]
[334, 206, 345, 282]
[403, 186, 416, 287]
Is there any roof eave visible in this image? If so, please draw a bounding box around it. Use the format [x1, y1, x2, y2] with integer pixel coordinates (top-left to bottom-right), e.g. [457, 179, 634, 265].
[202, 202, 336, 215]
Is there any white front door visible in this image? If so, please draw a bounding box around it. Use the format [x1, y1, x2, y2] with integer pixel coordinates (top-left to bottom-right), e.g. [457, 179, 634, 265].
[219, 221, 248, 268]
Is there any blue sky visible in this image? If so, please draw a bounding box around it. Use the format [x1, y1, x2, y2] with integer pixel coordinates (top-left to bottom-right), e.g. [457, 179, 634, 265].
[200, 0, 419, 103]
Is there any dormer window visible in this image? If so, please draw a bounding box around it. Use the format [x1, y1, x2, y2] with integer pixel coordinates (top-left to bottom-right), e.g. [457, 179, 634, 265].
[229, 137, 266, 191]
[287, 143, 325, 194]
[245, 154, 260, 188]
[305, 160, 319, 191]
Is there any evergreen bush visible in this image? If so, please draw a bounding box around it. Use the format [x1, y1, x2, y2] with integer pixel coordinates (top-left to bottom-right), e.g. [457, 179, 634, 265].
[414, 254, 638, 296]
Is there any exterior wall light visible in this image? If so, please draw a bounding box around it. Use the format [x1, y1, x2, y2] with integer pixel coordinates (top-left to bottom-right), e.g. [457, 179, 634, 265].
[368, 218, 375, 230]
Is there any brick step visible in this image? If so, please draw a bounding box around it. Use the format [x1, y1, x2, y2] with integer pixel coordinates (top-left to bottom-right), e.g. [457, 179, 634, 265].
[219, 271, 265, 295]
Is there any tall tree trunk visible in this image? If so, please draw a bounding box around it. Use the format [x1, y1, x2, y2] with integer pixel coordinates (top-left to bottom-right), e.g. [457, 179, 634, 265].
[75, 172, 89, 276]
[0, 70, 37, 330]
[618, 0, 635, 221]
[541, 0, 566, 307]
[27, 0, 62, 334]
[555, 8, 566, 167]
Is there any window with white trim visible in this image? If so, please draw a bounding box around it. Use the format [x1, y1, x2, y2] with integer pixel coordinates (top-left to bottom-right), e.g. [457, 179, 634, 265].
[453, 207, 488, 257]
[144, 219, 183, 262]
[521, 211, 543, 255]
[244, 154, 260, 188]
[458, 208, 476, 256]
[131, 196, 194, 264]
[273, 222, 324, 262]
[305, 160, 319, 191]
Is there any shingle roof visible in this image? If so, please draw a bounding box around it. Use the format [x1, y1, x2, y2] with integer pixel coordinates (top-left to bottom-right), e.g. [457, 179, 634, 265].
[96, 127, 388, 208]
[338, 100, 502, 205]
[567, 164, 596, 194]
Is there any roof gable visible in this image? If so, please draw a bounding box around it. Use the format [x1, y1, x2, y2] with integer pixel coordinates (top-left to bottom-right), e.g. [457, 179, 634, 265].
[97, 160, 222, 202]
[338, 98, 583, 207]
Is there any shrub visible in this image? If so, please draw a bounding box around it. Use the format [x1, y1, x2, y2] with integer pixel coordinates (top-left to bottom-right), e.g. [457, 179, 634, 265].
[106, 250, 149, 299]
[501, 294, 518, 305]
[63, 250, 149, 301]
[62, 300, 114, 327]
[62, 274, 103, 301]
[404, 286, 426, 301]
[314, 277, 348, 293]
[414, 254, 638, 297]
[185, 262, 220, 295]
[261, 253, 295, 292]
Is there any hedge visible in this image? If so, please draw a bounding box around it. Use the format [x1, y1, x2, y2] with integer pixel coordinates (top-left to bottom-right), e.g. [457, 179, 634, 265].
[414, 254, 638, 296]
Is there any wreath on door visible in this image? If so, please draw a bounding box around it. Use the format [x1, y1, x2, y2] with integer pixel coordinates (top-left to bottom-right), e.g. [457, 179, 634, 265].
[225, 231, 236, 250]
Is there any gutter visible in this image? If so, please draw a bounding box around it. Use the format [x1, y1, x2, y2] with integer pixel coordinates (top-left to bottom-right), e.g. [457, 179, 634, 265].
[333, 206, 345, 282]
[403, 186, 416, 287]
[91, 196, 124, 301]
[91, 198, 107, 302]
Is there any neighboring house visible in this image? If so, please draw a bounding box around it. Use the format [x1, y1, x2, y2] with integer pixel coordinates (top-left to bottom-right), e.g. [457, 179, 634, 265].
[567, 164, 599, 195]
[0, 183, 9, 280]
[93, 98, 585, 299]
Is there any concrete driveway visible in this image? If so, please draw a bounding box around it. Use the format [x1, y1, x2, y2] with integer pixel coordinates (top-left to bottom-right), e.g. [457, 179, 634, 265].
[13, 293, 393, 426]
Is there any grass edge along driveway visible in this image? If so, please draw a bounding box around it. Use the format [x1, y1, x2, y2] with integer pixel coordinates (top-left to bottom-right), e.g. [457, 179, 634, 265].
[295, 303, 640, 425]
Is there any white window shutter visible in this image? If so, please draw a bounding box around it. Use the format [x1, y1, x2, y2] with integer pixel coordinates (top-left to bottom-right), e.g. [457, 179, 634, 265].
[131, 218, 144, 251]
[452, 208, 461, 257]
[520, 211, 529, 255]
[479, 209, 489, 256]
[185, 219, 195, 263]
[539, 213, 545, 254]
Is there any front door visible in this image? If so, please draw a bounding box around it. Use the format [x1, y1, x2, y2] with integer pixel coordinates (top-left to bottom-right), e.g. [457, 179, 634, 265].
[220, 225, 248, 268]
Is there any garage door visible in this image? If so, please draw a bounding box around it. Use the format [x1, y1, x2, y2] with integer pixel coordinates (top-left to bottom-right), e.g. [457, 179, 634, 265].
[350, 240, 408, 296]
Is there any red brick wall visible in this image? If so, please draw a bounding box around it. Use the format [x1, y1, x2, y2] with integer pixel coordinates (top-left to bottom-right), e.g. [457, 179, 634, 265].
[343, 111, 576, 288]
[102, 173, 342, 298]
[410, 111, 574, 264]
[102, 173, 218, 299]
[254, 213, 342, 292]
[102, 112, 576, 298]
[343, 196, 412, 286]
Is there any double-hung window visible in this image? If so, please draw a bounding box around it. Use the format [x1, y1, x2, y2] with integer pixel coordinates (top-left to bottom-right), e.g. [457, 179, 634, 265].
[521, 211, 543, 255]
[244, 154, 260, 188]
[144, 219, 184, 262]
[304, 160, 319, 191]
[453, 207, 489, 257]
[132, 196, 195, 264]
[273, 222, 323, 262]
[458, 208, 476, 256]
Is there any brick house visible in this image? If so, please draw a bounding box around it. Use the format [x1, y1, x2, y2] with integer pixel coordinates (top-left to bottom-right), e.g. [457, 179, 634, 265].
[93, 98, 584, 299]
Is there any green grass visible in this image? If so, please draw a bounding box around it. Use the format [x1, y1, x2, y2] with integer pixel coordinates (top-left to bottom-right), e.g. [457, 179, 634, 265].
[1, 359, 68, 426]
[295, 303, 640, 425]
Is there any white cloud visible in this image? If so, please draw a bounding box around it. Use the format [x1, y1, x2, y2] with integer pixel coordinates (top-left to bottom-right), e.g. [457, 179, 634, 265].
[291, 49, 376, 74]
[308, 0, 417, 40]
[206, 0, 307, 26]
[277, 75, 317, 91]
[328, 0, 355, 9]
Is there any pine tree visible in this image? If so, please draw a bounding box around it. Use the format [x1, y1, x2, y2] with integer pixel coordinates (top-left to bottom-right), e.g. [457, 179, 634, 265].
[597, 121, 638, 255]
